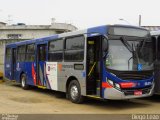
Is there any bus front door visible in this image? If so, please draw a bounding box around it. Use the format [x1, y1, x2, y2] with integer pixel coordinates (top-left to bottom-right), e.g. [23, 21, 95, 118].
[11, 48, 17, 80]
[154, 36, 160, 93]
[36, 44, 47, 87]
[87, 36, 102, 96]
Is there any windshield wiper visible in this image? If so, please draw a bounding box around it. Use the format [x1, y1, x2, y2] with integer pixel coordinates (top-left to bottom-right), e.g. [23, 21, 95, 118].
[120, 36, 134, 70]
[133, 41, 140, 64]
[120, 36, 141, 70]
[139, 37, 148, 53]
[120, 36, 133, 53]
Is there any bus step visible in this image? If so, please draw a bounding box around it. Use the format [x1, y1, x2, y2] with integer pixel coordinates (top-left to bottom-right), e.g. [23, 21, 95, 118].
[37, 85, 47, 89]
[87, 90, 96, 95]
[96, 87, 100, 96]
[96, 80, 100, 88]
[86, 95, 101, 99]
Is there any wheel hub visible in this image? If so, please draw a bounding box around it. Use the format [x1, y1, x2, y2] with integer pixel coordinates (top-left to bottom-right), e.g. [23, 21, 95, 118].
[21, 77, 25, 87]
[70, 85, 78, 100]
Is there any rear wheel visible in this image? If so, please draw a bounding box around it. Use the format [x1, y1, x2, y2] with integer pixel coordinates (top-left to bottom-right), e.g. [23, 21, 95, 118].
[68, 80, 84, 103]
[21, 74, 29, 90]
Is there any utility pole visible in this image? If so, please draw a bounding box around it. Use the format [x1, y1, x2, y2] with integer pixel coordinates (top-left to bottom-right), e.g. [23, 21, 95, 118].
[139, 15, 141, 26]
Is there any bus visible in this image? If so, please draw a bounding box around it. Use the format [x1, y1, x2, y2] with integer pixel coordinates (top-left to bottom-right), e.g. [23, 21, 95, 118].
[5, 25, 154, 103]
[150, 30, 160, 94]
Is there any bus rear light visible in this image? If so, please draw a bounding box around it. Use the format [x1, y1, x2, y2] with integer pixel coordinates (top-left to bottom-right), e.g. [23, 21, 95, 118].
[120, 82, 136, 88]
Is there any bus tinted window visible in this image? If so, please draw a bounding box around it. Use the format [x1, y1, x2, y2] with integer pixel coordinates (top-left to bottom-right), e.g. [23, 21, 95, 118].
[6, 48, 11, 55]
[49, 39, 63, 51]
[39, 45, 46, 61]
[18, 45, 25, 53]
[48, 39, 63, 62]
[66, 36, 84, 50]
[64, 36, 84, 62]
[6, 48, 11, 61]
[27, 44, 35, 53]
[64, 50, 84, 62]
[48, 52, 63, 61]
[26, 44, 35, 62]
[17, 45, 25, 62]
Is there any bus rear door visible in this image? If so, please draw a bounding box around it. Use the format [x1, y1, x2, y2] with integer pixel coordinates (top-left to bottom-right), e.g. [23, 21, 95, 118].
[6, 47, 16, 80]
[11, 48, 17, 80]
[36, 44, 47, 87]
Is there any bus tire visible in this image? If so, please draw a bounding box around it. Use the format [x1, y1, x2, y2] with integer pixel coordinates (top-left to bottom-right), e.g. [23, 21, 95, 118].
[21, 74, 29, 90]
[68, 80, 84, 104]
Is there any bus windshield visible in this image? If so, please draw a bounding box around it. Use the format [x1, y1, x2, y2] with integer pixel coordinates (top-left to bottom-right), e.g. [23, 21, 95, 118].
[106, 37, 154, 71]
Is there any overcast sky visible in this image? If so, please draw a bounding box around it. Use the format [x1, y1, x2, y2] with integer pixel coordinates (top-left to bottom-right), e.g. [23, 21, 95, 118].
[0, 0, 160, 29]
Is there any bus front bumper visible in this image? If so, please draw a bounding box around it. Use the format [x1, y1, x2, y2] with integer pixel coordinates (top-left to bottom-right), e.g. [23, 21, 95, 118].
[103, 83, 154, 100]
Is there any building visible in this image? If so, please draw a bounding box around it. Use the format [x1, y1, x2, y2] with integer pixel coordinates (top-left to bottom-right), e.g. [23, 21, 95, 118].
[142, 26, 160, 31]
[0, 22, 77, 64]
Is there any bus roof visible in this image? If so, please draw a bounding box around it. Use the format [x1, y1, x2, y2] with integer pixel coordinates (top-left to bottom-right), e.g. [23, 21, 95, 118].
[6, 24, 148, 47]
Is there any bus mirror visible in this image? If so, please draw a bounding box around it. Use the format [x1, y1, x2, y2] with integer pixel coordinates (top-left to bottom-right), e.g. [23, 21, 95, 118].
[103, 37, 108, 52]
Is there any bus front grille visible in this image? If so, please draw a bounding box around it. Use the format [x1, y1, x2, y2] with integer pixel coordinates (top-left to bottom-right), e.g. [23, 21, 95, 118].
[122, 86, 151, 96]
[117, 72, 151, 80]
[107, 69, 153, 80]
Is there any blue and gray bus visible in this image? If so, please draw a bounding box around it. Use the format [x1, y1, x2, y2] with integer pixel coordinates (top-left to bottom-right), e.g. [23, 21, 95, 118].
[5, 25, 154, 103]
[151, 30, 160, 94]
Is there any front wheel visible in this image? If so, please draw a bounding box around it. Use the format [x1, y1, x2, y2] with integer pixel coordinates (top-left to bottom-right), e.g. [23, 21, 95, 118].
[68, 80, 84, 103]
[21, 74, 29, 90]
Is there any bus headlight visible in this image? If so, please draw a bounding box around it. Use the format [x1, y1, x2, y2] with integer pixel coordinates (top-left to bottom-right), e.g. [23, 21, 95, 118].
[107, 79, 121, 90]
[115, 83, 120, 89]
[108, 79, 114, 86]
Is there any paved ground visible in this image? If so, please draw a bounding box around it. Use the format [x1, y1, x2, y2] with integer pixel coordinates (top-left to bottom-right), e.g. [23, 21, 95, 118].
[0, 81, 160, 114]
[0, 65, 3, 72]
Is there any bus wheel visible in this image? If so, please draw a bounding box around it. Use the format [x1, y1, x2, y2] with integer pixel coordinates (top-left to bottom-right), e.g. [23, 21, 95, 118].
[21, 74, 29, 90]
[68, 80, 84, 104]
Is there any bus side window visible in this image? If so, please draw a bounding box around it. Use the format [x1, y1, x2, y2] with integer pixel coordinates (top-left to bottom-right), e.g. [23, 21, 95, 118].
[6, 48, 11, 62]
[26, 44, 35, 62]
[64, 36, 85, 62]
[17, 45, 26, 62]
[48, 39, 63, 62]
[39, 45, 46, 61]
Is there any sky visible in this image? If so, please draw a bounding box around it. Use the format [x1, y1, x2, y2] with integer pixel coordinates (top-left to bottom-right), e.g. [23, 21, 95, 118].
[0, 0, 160, 29]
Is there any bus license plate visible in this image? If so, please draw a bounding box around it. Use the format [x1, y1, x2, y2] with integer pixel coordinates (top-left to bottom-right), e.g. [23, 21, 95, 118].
[134, 90, 142, 96]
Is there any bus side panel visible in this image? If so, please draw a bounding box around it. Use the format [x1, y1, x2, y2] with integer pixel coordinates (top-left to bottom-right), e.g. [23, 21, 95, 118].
[46, 62, 58, 90]
[15, 62, 25, 82]
[58, 62, 86, 95]
[25, 62, 35, 86]
[15, 62, 35, 86]
[5, 61, 12, 80]
[46, 62, 86, 95]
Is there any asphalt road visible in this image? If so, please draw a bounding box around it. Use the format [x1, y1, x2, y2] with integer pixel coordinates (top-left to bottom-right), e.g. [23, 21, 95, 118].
[0, 81, 160, 114]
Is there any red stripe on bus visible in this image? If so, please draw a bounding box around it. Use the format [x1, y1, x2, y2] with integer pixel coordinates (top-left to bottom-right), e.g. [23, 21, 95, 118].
[102, 82, 113, 88]
[32, 63, 36, 85]
[120, 82, 136, 88]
